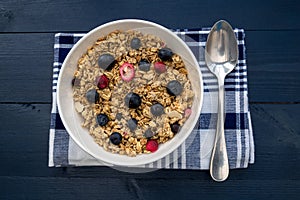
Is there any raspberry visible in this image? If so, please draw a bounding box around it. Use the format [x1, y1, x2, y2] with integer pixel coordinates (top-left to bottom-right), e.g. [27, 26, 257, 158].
[120, 62, 135, 82]
[154, 62, 167, 74]
[96, 74, 109, 89]
[184, 108, 192, 118]
[146, 140, 158, 152]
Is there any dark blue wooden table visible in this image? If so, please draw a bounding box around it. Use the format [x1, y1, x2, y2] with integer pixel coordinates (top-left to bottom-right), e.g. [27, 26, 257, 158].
[0, 0, 299, 199]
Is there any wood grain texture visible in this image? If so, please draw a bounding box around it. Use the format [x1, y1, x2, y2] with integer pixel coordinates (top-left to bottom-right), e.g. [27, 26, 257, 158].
[1, 0, 300, 199]
[0, 177, 299, 200]
[246, 31, 300, 102]
[0, 33, 54, 102]
[0, 31, 299, 103]
[0, 0, 300, 32]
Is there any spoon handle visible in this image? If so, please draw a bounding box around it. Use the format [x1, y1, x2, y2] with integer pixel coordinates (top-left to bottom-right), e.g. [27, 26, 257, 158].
[210, 77, 229, 182]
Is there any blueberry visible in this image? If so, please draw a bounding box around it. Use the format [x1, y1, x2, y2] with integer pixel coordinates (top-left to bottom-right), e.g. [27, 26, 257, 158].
[130, 37, 141, 49]
[166, 80, 183, 96]
[144, 129, 155, 139]
[96, 114, 109, 126]
[170, 122, 181, 134]
[127, 118, 138, 132]
[138, 59, 151, 72]
[98, 53, 115, 70]
[116, 113, 122, 121]
[86, 89, 99, 103]
[150, 103, 164, 116]
[109, 132, 122, 145]
[158, 47, 173, 61]
[124, 92, 142, 109]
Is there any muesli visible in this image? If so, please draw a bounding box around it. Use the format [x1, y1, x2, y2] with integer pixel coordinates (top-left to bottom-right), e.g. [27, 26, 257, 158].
[72, 30, 194, 156]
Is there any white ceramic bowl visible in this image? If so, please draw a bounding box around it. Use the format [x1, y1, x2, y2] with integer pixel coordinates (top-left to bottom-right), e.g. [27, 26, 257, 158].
[57, 19, 203, 166]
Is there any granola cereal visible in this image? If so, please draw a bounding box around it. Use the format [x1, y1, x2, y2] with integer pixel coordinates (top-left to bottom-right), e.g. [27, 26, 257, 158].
[72, 30, 194, 156]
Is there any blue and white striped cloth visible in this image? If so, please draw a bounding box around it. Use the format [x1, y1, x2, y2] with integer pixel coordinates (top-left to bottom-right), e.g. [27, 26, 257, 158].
[49, 29, 255, 169]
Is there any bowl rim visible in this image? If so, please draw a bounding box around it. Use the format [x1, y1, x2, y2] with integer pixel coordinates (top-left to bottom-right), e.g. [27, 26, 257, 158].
[57, 19, 204, 166]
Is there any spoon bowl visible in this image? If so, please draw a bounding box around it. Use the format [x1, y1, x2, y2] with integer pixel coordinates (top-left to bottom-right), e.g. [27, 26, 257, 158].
[205, 20, 238, 182]
[206, 20, 238, 78]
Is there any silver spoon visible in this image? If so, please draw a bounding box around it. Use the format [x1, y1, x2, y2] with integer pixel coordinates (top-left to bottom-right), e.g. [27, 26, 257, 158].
[205, 20, 238, 182]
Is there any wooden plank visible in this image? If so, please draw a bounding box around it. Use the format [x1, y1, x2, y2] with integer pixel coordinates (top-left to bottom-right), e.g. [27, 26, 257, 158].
[0, 0, 300, 32]
[0, 33, 54, 103]
[0, 104, 51, 176]
[0, 177, 299, 200]
[0, 104, 299, 181]
[0, 31, 300, 103]
[246, 31, 300, 102]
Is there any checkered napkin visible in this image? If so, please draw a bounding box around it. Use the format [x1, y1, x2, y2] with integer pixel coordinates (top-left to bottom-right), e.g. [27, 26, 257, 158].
[49, 29, 254, 169]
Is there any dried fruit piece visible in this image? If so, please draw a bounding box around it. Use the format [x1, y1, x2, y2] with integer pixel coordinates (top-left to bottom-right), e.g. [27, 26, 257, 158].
[146, 140, 158, 152]
[184, 108, 192, 118]
[96, 74, 109, 89]
[120, 62, 135, 82]
[154, 62, 167, 74]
